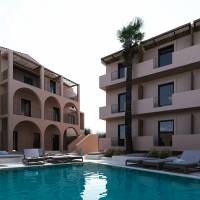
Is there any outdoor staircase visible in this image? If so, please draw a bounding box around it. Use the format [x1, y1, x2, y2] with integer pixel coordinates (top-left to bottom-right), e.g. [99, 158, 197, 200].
[67, 134, 99, 154]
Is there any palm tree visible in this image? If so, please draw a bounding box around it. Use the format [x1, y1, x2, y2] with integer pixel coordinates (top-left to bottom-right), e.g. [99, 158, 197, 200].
[117, 17, 144, 153]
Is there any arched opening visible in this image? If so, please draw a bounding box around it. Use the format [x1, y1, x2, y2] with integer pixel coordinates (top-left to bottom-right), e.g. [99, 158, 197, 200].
[44, 125, 61, 151]
[44, 96, 61, 122]
[13, 121, 41, 151]
[13, 88, 41, 118]
[63, 103, 78, 124]
[63, 127, 78, 151]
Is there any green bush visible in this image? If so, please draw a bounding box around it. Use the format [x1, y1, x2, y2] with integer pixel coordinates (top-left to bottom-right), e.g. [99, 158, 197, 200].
[104, 149, 114, 157]
[159, 150, 172, 159]
[84, 128, 91, 135]
[147, 149, 160, 158]
[104, 148, 125, 157]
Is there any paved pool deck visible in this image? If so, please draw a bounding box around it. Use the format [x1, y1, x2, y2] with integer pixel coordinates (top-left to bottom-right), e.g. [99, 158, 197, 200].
[85, 155, 200, 180]
[1, 155, 200, 180]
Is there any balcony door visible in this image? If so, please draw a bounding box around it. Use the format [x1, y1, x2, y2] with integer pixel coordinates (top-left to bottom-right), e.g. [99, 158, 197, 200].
[53, 107, 60, 121]
[21, 99, 31, 117]
[118, 124, 126, 146]
[158, 82, 174, 107]
[53, 134, 59, 150]
[118, 93, 126, 112]
[158, 120, 174, 146]
[158, 45, 174, 67]
[118, 63, 126, 79]
[50, 80, 56, 94]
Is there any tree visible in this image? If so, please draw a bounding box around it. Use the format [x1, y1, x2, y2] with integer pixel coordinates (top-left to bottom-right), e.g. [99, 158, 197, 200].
[117, 17, 144, 153]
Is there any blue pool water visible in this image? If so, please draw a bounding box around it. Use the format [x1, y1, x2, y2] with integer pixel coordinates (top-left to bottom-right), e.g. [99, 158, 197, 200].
[0, 164, 200, 200]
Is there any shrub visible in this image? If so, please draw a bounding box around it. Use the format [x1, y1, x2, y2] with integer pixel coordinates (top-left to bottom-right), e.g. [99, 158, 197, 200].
[104, 148, 125, 157]
[84, 128, 91, 135]
[159, 150, 172, 159]
[104, 149, 114, 157]
[147, 148, 160, 158]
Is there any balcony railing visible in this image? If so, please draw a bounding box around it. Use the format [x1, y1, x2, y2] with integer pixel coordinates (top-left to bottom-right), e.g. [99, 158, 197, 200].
[153, 96, 172, 107]
[111, 68, 126, 81]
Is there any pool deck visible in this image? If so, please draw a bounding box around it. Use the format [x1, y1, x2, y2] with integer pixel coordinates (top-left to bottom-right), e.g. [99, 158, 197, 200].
[85, 156, 200, 180]
[1, 155, 200, 180]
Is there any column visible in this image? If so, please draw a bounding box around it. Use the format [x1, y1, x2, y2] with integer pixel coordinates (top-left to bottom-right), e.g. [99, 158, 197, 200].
[7, 51, 14, 151]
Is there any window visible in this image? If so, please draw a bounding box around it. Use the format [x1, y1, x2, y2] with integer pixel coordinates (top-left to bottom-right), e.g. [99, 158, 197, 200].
[118, 63, 126, 79]
[53, 107, 60, 121]
[21, 99, 31, 116]
[158, 120, 174, 146]
[158, 45, 174, 67]
[50, 80, 56, 94]
[118, 93, 126, 112]
[118, 124, 126, 146]
[158, 82, 174, 107]
[24, 76, 33, 85]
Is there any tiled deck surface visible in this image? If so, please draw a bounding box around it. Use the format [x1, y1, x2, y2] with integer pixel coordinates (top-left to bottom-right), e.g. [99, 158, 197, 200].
[0, 155, 200, 180]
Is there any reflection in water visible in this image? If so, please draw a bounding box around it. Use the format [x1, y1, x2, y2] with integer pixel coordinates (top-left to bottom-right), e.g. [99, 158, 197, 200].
[81, 172, 107, 199]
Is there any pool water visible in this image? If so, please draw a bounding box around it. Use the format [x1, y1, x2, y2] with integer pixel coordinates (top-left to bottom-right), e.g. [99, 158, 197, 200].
[0, 163, 200, 200]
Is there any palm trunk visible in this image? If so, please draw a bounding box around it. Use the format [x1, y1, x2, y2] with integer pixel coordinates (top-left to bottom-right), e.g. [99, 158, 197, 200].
[125, 55, 133, 153]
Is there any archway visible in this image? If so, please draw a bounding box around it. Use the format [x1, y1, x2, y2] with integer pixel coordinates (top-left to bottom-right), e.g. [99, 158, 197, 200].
[44, 124, 61, 151]
[44, 96, 61, 121]
[13, 88, 41, 118]
[63, 127, 78, 151]
[13, 121, 41, 151]
[63, 103, 78, 124]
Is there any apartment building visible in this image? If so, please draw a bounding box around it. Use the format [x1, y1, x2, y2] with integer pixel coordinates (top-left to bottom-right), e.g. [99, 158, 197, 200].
[0, 46, 85, 152]
[99, 18, 200, 151]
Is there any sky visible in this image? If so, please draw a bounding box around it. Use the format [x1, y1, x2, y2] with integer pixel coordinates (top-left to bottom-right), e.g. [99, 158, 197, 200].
[0, 0, 200, 132]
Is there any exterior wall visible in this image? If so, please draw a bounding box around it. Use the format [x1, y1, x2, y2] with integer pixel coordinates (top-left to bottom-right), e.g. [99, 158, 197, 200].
[75, 134, 99, 154]
[100, 22, 200, 151]
[0, 47, 84, 152]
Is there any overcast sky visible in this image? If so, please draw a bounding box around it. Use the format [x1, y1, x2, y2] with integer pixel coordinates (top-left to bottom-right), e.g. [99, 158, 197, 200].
[0, 0, 200, 132]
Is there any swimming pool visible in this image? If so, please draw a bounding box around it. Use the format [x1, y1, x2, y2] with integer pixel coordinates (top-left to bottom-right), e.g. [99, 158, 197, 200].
[0, 163, 200, 200]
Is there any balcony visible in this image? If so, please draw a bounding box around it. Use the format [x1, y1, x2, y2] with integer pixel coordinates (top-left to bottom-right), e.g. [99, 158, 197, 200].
[133, 43, 200, 80]
[134, 89, 200, 115]
[0, 70, 8, 82]
[0, 93, 8, 115]
[133, 136, 154, 151]
[99, 104, 125, 120]
[99, 69, 126, 90]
